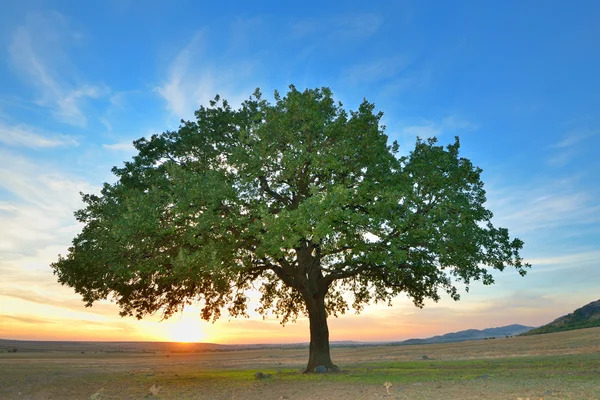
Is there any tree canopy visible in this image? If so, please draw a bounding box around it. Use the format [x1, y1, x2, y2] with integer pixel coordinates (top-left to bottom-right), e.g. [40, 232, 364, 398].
[52, 86, 529, 372]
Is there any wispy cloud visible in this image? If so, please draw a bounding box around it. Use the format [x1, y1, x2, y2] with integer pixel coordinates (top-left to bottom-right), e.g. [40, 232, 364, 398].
[0, 121, 78, 148]
[1, 315, 53, 325]
[376, 65, 433, 99]
[288, 13, 385, 68]
[402, 124, 441, 137]
[7, 12, 107, 126]
[102, 140, 135, 151]
[0, 150, 96, 256]
[486, 179, 600, 235]
[526, 250, 600, 267]
[156, 32, 257, 121]
[547, 128, 598, 167]
[400, 115, 479, 139]
[441, 115, 479, 131]
[342, 55, 414, 85]
[156, 32, 206, 118]
[0, 287, 116, 316]
[553, 129, 597, 148]
[0, 307, 138, 339]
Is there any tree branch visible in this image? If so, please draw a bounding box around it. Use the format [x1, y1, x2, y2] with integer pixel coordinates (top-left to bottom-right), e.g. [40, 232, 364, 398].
[258, 175, 291, 206]
[320, 246, 352, 257]
[321, 263, 369, 286]
[257, 258, 298, 289]
[242, 263, 272, 282]
[322, 261, 413, 287]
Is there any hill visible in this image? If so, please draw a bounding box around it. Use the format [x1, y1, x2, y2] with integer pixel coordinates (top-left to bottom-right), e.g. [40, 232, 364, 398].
[521, 299, 600, 336]
[391, 324, 534, 345]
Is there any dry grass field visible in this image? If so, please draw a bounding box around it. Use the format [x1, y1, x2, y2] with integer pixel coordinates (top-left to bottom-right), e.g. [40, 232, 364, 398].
[1, 327, 599, 399]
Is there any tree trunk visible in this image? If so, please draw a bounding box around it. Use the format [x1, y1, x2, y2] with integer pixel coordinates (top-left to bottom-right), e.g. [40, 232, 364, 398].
[303, 290, 339, 373]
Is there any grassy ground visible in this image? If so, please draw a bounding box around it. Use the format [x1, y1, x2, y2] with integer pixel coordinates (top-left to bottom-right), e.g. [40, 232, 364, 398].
[1, 327, 598, 399]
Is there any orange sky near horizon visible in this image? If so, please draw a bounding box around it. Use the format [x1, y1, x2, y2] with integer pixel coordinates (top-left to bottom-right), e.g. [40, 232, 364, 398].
[1, 271, 589, 344]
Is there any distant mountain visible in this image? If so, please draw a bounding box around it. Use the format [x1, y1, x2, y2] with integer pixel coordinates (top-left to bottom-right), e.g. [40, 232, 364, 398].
[0, 324, 545, 353]
[392, 324, 534, 345]
[520, 299, 600, 336]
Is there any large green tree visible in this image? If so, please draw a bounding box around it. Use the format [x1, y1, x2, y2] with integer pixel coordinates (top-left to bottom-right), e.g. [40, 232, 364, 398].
[52, 86, 529, 372]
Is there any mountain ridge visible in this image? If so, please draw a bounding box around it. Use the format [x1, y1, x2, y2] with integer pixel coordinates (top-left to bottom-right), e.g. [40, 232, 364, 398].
[520, 299, 600, 336]
[391, 324, 534, 345]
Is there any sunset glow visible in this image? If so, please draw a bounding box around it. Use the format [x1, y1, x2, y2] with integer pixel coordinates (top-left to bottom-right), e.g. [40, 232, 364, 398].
[164, 309, 209, 343]
[166, 321, 206, 343]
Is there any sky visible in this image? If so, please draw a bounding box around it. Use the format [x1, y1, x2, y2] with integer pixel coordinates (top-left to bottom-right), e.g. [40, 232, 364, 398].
[0, 0, 599, 344]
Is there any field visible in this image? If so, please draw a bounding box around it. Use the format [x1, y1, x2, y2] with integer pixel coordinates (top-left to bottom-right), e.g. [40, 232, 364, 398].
[1, 327, 599, 399]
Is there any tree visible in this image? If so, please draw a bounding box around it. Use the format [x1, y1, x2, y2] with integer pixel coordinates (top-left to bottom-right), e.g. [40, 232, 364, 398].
[52, 86, 529, 372]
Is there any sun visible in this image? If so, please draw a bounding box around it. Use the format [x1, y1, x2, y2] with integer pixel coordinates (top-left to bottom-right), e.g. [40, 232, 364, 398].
[166, 315, 207, 343]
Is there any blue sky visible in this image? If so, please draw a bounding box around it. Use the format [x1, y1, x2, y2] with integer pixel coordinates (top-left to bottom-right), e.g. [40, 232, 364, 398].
[1, 0, 599, 343]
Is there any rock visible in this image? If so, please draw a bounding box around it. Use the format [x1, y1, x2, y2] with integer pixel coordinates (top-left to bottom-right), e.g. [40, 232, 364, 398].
[384, 381, 392, 394]
[89, 388, 105, 400]
[148, 384, 161, 396]
[422, 355, 429, 360]
[254, 371, 272, 379]
[314, 365, 327, 373]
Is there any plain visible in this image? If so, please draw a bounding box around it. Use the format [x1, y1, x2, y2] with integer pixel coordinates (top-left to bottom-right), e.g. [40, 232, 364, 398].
[1, 327, 599, 399]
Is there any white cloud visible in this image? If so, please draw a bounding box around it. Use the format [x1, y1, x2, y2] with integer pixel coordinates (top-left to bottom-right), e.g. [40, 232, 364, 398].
[7, 12, 107, 126]
[156, 32, 257, 121]
[102, 140, 135, 151]
[53, 85, 105, 125]
[553, 128, 597, 149]
[547, 128, 598, 167]
[486, 179, 600, 235]
[525, 250, 600, 267]
[402, 124, 441, 138]
[0, 121, 78, 148]
[400, 115, 478, 138]
[0, 150, 96, 255]
[441, 115, 479, 131]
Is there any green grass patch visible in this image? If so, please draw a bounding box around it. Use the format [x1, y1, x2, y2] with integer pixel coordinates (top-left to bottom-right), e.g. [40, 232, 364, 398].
[199, 353, 600, 386]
